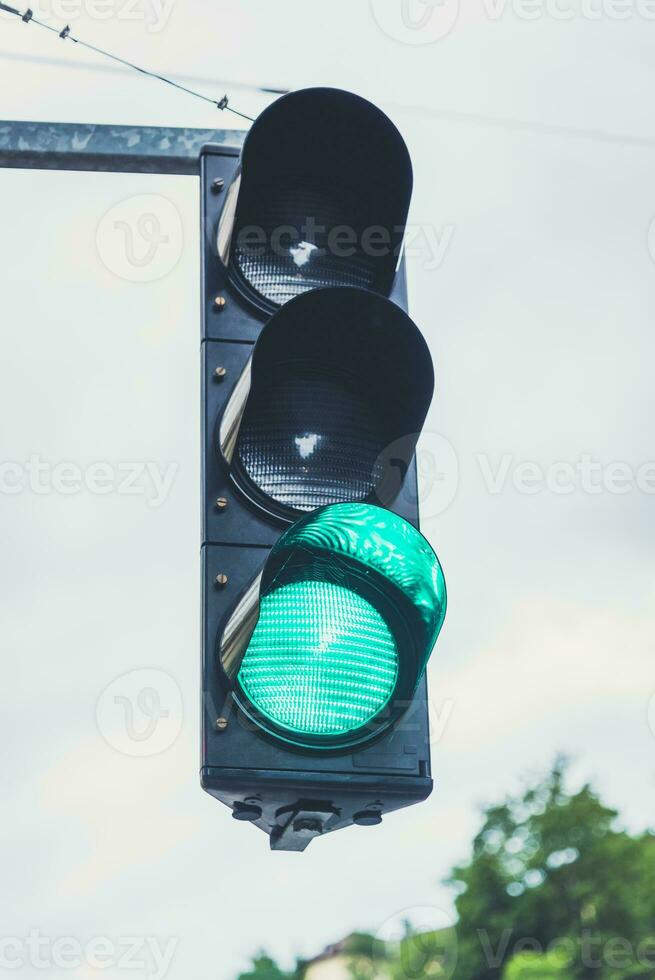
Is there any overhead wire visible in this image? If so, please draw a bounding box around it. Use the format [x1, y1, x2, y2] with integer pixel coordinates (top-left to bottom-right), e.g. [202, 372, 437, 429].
[1, 2, 652, 149]
[0, 1, 255, 122]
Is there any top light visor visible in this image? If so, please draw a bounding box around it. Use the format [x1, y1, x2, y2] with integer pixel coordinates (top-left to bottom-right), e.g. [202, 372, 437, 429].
[220, 87, 413, 314]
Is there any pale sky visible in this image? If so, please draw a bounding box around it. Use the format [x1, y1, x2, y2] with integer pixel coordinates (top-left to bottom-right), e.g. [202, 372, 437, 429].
[1, 1, 654, 977]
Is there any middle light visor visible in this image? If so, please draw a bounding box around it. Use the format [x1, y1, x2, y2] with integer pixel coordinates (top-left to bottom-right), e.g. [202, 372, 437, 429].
[217, 287, 435, 524]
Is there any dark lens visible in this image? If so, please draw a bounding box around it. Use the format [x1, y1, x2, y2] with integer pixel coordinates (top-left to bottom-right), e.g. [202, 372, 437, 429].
[232, 187, 378, 308]
[234, 361, 385, 513]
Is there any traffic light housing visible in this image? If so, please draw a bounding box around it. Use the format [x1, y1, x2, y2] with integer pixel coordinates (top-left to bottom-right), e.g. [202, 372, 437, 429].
[216, 86, 412, 314]
[220, 503, 446, 753]
[200, 88, 446, 850]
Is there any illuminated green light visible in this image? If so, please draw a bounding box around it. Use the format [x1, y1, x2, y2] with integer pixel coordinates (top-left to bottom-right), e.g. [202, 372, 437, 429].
[276, 503, 447, 672]
[233, 502, 446, 748]
[238, 580, 398, 737]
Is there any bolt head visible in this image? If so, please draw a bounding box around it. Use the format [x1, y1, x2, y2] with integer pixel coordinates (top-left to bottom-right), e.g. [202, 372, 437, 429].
[233, 803, 262, 822]
[211, 177, 225, 193]
[215, 497, 228, 510]
[214, 295, 227, 311]
[215, 716, 228, 731]
[214, 366, 226, 380]
[214, 573, 228, 588]
[353, 809, 383, 827]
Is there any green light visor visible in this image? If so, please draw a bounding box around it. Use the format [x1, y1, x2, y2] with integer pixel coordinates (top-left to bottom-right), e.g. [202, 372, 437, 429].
[224, 503, 446, 750]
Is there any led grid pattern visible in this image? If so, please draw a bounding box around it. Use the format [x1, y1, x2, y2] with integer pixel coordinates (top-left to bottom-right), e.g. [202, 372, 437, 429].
[238, 579, 399, 737]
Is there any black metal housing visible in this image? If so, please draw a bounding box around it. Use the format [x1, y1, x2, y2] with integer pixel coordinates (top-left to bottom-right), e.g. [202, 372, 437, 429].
[202, 543, 433, 851]
[200, 106, 435, 850]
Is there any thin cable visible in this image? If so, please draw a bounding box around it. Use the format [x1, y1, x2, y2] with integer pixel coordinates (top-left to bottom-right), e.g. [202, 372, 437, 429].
[4, 1, 645, 150]
[385, 99, 655, 151]
[0, 48, 289, 95]
[0, 1, 255, 122]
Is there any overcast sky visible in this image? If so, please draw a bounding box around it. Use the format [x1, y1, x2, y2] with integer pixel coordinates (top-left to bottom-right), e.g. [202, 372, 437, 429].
[1, 1, 654, 977]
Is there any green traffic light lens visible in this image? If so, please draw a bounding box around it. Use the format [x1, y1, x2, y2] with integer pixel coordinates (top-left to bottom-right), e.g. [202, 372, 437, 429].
[230, 503, 446, 750]
[237, 580, 398, 738]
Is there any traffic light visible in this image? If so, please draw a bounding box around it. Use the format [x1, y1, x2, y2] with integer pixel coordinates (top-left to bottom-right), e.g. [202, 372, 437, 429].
[220, 503, 446, 754]
[200, 87, 447, 850]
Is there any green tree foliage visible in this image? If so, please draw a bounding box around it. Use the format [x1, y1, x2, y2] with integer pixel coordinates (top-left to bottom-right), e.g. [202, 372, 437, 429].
[344, 932, 390, 979]
[390, 926, 458, 979]
[235, 761, 654, 980]
[448, 758, 655, 980]
[237, 952, 295, 980]
[503, 948, 575, 979]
